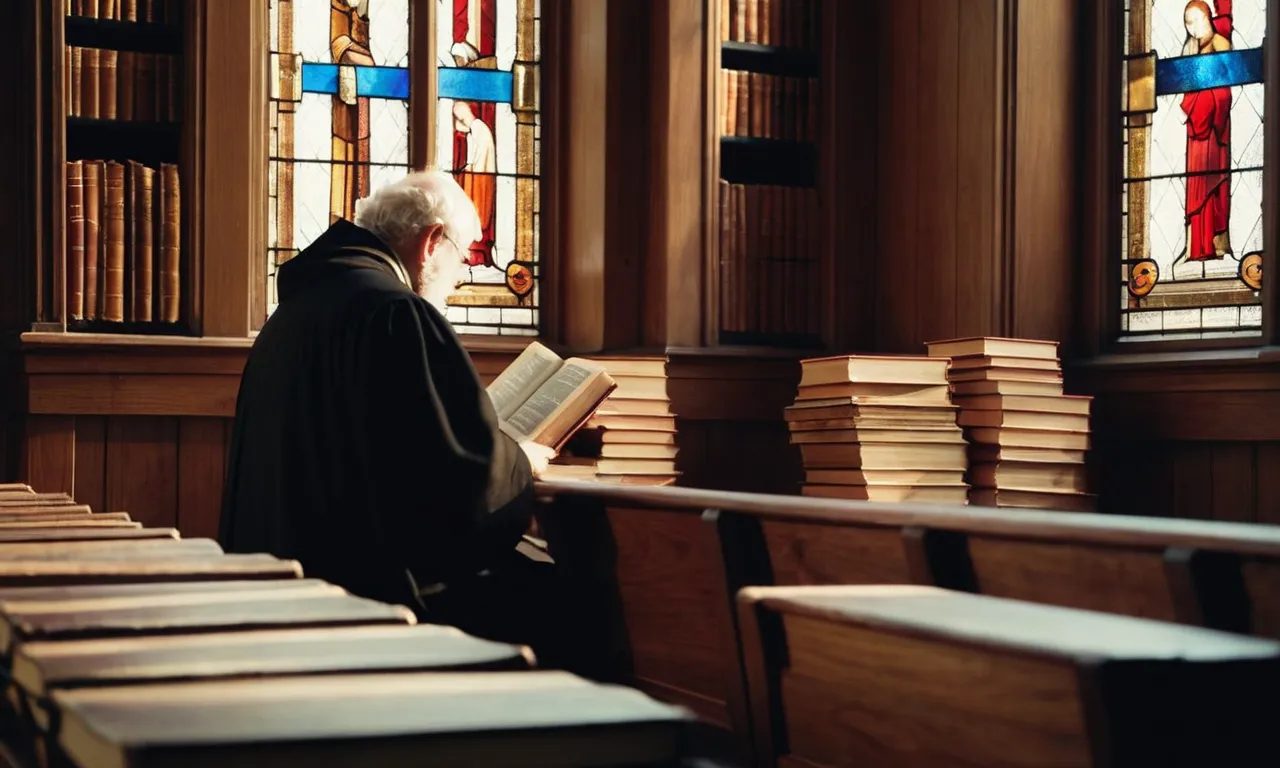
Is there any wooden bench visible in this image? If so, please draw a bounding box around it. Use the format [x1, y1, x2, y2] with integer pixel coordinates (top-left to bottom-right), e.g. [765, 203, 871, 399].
[736, 585, 1280, 766]
[0, 486, 705, 768]
[533, 479, 1280, 751]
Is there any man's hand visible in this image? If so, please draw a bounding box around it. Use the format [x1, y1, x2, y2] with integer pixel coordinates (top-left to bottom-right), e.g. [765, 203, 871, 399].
[519, 441, 557, 478]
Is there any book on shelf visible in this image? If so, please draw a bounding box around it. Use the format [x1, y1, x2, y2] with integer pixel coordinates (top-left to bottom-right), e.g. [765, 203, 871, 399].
[719, 0, 821, 50]
[66, 0, 181, 24]
[718, 182, 820, 336]
[65, 159, 181, 324]
[720, 71, 818, 142]
[486, 342, 617, 451]
[68, 47, 182, 123]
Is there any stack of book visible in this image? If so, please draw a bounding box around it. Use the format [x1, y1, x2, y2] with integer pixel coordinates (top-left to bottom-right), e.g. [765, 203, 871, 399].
[789, 355, 968, 503]
[583, 357, 680, 486]
[925, 337, 1094, 512]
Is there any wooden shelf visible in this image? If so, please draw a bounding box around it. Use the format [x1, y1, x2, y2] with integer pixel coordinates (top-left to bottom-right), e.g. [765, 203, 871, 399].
[720, 42, 820, 78]
[65, 118, 181, 166]
[65, 321, 191, 337]
[719, 137, 816, 187]
[718, 331, 823, 348]
[64, 16, 183, 55]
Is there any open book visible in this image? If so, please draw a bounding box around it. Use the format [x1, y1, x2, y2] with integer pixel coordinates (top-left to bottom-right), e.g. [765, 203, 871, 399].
[487, 342, 617, 450]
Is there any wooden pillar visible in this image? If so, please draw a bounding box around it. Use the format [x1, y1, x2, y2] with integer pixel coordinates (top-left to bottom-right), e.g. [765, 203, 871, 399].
[872, 0, 1079, 354]
[645, 0, 706, 348]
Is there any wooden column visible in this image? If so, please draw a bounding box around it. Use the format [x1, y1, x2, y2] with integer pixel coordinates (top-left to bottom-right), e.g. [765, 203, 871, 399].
[646, 0, 707, 348]
[872, 0, 1079, 355]
[201, 0, 266, 337]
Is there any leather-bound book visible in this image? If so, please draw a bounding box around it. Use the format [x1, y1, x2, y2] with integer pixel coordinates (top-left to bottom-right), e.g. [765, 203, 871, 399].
[102, 161, 126, 322]
[82, 160, 102, 320]
[80, 47, 100, 120]
[117, 51, 134, 121]
[97, 49, 117, 120]
[131, 162, 154, 322]
[66, 161, 85, 320]
[69, 47, 82, 116]
[158, 163, 180, 322]
[135, 53, 155, 123]
[166, 54, 180, 122]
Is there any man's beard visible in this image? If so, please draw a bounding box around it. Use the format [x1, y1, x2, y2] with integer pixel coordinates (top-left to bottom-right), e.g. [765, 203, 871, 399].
[414, 253, 461, 314]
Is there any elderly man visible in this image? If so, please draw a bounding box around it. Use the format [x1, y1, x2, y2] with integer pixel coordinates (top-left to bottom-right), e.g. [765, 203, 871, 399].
[221, 171, 557, 654]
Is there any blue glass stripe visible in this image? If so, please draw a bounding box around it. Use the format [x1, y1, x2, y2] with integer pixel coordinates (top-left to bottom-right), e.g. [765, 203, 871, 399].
[356, 66, 410, 99]
[438, 67, 513, 103]
[301, 63, 339, 94]
[301, 64, 410, 99]
[1156, 48, 1264, 95]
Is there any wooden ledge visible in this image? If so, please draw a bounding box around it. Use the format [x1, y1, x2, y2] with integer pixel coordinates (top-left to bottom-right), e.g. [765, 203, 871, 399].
[19, 332, 255, 350]
[533, 479, 1280, 558]
[1069, 346, 1280, 373]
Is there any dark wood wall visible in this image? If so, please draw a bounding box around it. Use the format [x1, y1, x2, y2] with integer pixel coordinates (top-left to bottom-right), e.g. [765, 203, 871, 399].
[870, 0, 1079, 353]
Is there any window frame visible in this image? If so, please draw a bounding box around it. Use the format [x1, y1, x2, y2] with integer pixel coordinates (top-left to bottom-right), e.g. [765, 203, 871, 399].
[1081, 0, 1280, 356]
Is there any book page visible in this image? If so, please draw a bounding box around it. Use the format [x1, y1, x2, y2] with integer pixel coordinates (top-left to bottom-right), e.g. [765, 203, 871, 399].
[486, 342, 564, 421]
[501, 362, 597, 442]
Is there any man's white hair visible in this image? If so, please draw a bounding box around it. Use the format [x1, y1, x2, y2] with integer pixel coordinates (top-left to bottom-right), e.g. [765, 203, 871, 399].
[353, 169, 482, 249]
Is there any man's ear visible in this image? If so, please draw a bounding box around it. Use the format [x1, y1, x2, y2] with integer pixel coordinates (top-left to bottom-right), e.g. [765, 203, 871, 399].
[424, 224, 445, 256]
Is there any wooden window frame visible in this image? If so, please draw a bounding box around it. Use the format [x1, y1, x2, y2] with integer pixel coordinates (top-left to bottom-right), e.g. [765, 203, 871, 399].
[1079, 0, 1280, 359]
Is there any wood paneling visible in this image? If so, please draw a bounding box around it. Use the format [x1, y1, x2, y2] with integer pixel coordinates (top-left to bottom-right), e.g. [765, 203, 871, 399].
[873, 0, 1077, 353]
[14, 414, 235, 535]
[1092, 439, 1280, 526]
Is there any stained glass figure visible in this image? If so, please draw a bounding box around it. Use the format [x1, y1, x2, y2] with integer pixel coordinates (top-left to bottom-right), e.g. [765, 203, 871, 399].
[267, 0, 411, 315]
[1121, 0, 1265, 338]
[435, 0, 541, 336]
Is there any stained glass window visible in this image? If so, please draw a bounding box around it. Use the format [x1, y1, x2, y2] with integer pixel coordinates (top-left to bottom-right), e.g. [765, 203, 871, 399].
[1121, 0, 1265, 339]
[436, 0, 541, 336]
[266, 0, 541, 336]
[267, 0, 411, 312]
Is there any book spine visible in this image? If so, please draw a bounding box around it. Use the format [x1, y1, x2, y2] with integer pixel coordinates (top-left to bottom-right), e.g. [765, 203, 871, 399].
[103, 161, 126, 322]
[66, 161, 86, 321]
[98, 49, 118, 120]
[70, 47, 82, 117]
[133, 163, 155, 322]
[160, 163, 181, 323]
[136, 53, 155, 122]
[81, 47, 100, 120]
[82, 160, 102, 320]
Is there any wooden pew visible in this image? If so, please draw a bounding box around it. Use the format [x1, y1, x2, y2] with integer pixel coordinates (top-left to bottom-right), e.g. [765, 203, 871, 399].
[533, 479, 1280, 751]
[735, 585, 1280, 766]
[0, 486, 705, 768]
[0, 539, 222, 564]
[50, 672, 694, 767]
[0, 528, 179, 544]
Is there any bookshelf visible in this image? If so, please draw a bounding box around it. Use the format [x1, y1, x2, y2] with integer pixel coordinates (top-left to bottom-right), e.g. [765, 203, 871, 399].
[711, 0, 824, 349]
[50, 0, 193, 337]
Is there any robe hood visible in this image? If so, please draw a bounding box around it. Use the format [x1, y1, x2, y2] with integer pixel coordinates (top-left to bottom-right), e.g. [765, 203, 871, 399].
[276, 219, 411, 303]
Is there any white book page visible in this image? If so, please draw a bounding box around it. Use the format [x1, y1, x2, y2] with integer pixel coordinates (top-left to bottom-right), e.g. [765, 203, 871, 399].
[486, 342, 563, 422]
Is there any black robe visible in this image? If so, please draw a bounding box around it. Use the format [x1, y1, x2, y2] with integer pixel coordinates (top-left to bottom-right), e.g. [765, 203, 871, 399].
[220, 220, 532, 610]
